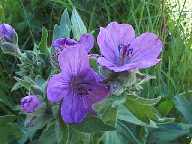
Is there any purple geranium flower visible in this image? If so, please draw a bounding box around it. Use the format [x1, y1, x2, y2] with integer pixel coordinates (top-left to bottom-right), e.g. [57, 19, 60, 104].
[97, 22, 163, 72]
[52, 33, 94, 55]
[47, 46, 108, 123]
[0, 24, 17, 43]
[20, 95, 41, 113]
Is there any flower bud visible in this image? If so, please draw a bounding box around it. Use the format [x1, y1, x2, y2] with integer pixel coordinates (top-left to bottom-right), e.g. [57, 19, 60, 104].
[0, 24, 17, 43]
[20, 95, 41, 113]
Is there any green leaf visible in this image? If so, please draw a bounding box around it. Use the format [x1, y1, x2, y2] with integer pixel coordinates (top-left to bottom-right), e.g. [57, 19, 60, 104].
[38, 122, 57, 144]
[72, 117, 115, 133]
[0, 42, 21, 57]
[125, 95, 160, 122]
[117, 105, 147, 127]
[173, 93, 192, 124]
[53, 9, 71, 40]
[103, 120, 142, 144]
[127, 94, 161, 106]
[39, 27, 49, 55]
[103, 131, 125, 144]
[118, 95, 161, 126]
[71, 7, 87, 40]
[0, 115, 22, 144]
[148, 123, 192, 143]
[93, 99, 117, 127]
[12, 76, 36, 91]
[24, 107, 53, 139]
[158, 99, 174, 116]
[55, 121, 68, 144]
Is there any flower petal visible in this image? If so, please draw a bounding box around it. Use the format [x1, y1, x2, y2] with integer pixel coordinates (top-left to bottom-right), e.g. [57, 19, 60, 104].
[60, 83, 108, 123]
[129, 32, 163, 69]
[87, 83, 109, 103]
[79, 33, 94, 52]
[61, 91, 90, 123]
[97, 57, 116, 69]
[97, 22, 135, 63]
[98, 57, 138, 72]
[47, 73, 70, 103]
[58, 45, 90, 74]
[52, 38, 77, 55]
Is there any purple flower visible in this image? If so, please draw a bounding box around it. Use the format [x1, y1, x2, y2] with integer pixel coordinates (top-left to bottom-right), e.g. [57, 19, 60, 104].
[52, 33, 94, 55]
[20, 95, 41, 113]
[0, 24, 17, 43]
[47, 46, 108, 123]
[97, 22, 163, 72]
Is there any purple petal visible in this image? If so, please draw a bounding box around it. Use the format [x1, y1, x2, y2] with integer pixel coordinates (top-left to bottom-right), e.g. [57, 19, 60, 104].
[79, 33, 94, 52]
[97, 22, 135, 63]
[52, 38, 77, 55]
[47, 73, 70, 103]
[61, 91, 90, 123]
[98, 57, 137, 72]
[87, 83, 109, 103]
[129, 32, 163, 69]
[58, 45, 90, 74]
[60, 68, 109, 123]
[60, 81, 108, 124]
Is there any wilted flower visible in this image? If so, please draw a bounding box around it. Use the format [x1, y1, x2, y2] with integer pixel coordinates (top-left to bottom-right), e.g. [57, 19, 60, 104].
[0, 24, 17, 43]
[47, 46, 108, 123]
[97, 22, 163, 72]
[20, 95, 41, 113]
[52, 33, 94, 55]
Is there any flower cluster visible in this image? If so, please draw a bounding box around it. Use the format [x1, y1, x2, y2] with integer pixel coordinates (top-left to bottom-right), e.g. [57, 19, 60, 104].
[48, 34, 108, 123]
[0, 22, 163, 124]
[47, 22, 163, 123]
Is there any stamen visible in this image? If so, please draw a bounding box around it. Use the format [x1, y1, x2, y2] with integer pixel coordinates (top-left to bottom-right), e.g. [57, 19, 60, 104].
[118, 44, 133, 65]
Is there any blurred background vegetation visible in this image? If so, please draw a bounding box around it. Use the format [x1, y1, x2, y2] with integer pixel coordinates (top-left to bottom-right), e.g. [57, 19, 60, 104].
[0, 0, 192, 143]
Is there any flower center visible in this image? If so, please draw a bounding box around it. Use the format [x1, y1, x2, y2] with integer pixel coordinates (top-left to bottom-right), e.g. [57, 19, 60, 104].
[71, 77, 91, 96]
[118, 44, 133, 65]
[76, 85, 89, 96]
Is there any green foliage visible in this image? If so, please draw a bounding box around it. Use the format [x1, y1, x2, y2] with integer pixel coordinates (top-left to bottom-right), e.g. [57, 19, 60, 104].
[0, 42, 20, 57]
[39, 27, 49, 55]
[71, 7, 87, 40]
[173, 92, 192, 124]
[72, 117, 115, 133]
[38, 122, 57, 144]
[0, 115, 22, 144]
[53, 9, 71, 40]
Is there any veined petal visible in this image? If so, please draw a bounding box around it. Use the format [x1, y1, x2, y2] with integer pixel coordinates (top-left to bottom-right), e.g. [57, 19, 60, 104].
[129, 32, 163, 69]
[47, 73, 70, 103]
[97, 57, 116, 69]
[79, 33, 94, 52]
[60, 69, 109, 124]
[98, 57, 138, 72]
[97, 22, 135, 63]
[58, 45, 90, 75]
[61, 83, 108, 124]
[61, 91, 90, 123]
